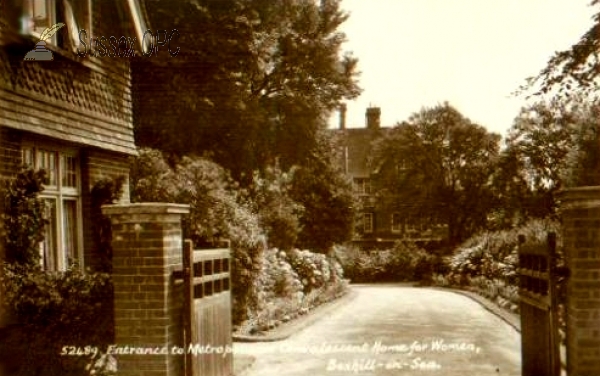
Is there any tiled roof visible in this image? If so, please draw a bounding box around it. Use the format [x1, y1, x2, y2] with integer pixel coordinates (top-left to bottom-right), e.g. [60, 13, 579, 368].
[333, 127, 389, 177]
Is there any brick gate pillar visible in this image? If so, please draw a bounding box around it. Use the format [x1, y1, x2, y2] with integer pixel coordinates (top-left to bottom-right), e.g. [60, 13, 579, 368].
[561, 187, 600, 376]
[102, 203, 190, 376]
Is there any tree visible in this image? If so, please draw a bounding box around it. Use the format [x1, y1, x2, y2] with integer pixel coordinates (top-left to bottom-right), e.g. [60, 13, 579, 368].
[290, 129, 356, 253]
[517, 2, 600, 185]
[371, 103, 501, 245]
[134, 0, 361, 181]
[249, 163, 304, 251]
[500, 97, 600, 219]
[520, 1, 600, 99]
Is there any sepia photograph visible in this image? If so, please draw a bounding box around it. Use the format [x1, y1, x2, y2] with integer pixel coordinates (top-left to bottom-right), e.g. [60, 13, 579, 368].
[0, 1, 599, 375]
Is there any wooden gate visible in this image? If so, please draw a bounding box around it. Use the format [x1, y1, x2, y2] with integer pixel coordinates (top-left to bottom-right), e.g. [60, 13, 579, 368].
[181, 239, 233, 376]
[518, 232, 560, 376]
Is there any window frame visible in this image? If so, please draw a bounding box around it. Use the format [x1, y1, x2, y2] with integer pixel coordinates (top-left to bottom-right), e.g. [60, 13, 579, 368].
[62, 0, 86, 52]
[21, 0, 91, 51]
[354, 178, 371, 195]
[363, 212, 374, 234]
[21, 143, 84, 271]
[404, 214, 420, 235]
[22, 0, 57, 44]
[391, 212, 402, 233]
[126, 0, 151, 54]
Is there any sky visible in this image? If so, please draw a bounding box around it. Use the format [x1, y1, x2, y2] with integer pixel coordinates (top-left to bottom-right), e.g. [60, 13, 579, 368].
[328, 0, 597, 138]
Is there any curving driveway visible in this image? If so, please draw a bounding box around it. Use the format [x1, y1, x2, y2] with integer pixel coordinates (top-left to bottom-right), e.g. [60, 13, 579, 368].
[234, 285, 520, 376]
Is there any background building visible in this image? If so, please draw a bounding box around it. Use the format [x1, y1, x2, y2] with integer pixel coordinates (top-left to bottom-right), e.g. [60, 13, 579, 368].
[333, 106, 448, 250]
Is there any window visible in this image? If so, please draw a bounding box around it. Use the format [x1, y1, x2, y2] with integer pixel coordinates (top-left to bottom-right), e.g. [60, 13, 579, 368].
[21, 0, 89, 49]
[126, 0, 151, 54]
[21, 145, 82, 271]
[391, 213, 402, 233]
[62, 0, 83, 51]
[22, 0, 56, 43]
[395, 159, 409, 174]
[405, 215, 420, 234]
[354, 178, 371, 195]
[363, 213, 374, 234]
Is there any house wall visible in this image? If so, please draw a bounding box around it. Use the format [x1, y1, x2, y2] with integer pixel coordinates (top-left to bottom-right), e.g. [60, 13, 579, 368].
[0, 0, 136, 155]
[81, 148, 131, 270]
[0, 0, 138, 325]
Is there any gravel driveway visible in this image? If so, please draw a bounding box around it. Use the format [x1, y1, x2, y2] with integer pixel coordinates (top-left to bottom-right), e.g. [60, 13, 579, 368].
[234, 285, 520, 375]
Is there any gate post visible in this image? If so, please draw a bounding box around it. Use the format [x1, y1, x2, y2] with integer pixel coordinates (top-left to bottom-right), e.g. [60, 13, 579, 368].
[102, 203, 190, 376]
[561, 187, 600, 376]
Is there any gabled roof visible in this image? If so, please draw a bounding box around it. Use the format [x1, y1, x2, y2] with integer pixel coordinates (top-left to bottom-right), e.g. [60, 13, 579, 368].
[333, 127, 389, 177]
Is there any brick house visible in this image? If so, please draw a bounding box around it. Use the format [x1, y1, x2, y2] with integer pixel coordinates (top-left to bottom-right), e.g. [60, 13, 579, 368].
[0, 0, 149, 325]
[334, 106, 448, 250]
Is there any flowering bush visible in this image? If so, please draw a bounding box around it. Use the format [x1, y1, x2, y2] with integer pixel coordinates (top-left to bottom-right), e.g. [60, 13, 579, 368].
[236, 246, 348, 334]
[434, 218, 566, 343]
[448, 218, 560, 285]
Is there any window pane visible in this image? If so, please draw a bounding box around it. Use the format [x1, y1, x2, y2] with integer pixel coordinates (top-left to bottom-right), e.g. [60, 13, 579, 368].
[364, 213, 373, 233]
[21, 147, 34, 168]
[63, 200, 79, 267]
[41, 199, 58, 271]
[32, 0, 50, 34]
[38, 150, 57, 186]
[392, 213, 401, 232]
[61, 155, 77, 188]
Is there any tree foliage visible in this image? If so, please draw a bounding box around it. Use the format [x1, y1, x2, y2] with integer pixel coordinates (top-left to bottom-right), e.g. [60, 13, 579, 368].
[249, 164, 304, 251]
[1, 168, 48, 268]
[519, 1, 600, 99]
[371, 103, 501, 245]
[496, 97, 600, 223]
[136, 0, 361, 180]
[290, 129, 356, 252]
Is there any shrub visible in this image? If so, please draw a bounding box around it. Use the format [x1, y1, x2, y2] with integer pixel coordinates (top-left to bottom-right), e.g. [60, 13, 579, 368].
[334, 242, 435, 283]
[130, 149, 265, 325]
[235, 246, 348, 335]
[449, 218, 560, 284]
[129, 148, 177, 203]
[90, 176, 125, 273]
[0, 265, 114, 376]
[1, 167, 48, 268]
[249, 164, 304, 251]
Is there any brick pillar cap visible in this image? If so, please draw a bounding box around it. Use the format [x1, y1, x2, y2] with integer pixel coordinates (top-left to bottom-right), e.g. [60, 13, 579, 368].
[101, 203, 190, 216]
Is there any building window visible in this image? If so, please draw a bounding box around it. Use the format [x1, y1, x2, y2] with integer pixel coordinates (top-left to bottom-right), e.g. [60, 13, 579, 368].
[363, 213, 374, 234]
[63, 0, 84, 51]
[126, 0, 151, 53]
[354, 178, 371, 195]
[21, 145, 82, 271]
[22, 0, 56, 43]
[395, 159, 409, 174]
[405, 215, 420, 235]
[21, 0, 89, 50]
[391, 213, 402, 233]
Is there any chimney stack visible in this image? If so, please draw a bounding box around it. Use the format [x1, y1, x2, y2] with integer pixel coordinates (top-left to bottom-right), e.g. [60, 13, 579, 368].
[339, 103, 347, 130]
[366, 107, 381, 129]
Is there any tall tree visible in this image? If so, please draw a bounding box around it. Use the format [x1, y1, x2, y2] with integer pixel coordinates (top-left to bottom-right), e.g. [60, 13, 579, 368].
[371, 103, 501, 245]
[290, 128, 356, 253]
[516, 1, 600, 186]
[134, 0, 361, 181]
[501, 97, 600, 219]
